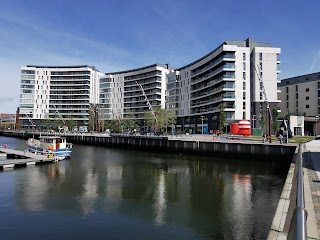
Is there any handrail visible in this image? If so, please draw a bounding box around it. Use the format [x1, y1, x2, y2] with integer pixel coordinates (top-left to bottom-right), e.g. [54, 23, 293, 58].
[288, 143, 308, 240]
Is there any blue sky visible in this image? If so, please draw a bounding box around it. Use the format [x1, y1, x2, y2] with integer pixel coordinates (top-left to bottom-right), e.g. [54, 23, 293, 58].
[0, 0, 320, 113]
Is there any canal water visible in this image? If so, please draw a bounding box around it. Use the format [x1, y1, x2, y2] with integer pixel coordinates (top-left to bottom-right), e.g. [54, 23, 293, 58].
[0, 136, 290, 240]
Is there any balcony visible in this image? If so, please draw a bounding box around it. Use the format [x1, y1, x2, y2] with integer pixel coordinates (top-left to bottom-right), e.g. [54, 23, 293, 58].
[191, 65, 235, 84]
[191, 53, 235, 77]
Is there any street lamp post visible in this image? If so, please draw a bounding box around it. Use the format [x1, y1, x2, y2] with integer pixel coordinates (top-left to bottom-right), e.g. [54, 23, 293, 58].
[316, 116, 319, 136]
[201, 115, 204, 134]
[252, 115, 256, 129]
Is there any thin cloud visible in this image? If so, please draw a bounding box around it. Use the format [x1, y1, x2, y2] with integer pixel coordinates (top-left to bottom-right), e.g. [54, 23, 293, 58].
[0, 13, 131, 61]
[0, 96, 16, 103]
[309, 50, 320, 73]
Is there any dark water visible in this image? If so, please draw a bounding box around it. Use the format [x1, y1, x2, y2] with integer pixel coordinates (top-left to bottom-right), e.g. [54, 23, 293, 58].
[0, 136, 289, 240]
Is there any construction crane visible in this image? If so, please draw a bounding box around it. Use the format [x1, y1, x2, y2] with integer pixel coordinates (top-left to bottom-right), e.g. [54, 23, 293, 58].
[52, 105, 66, 125]
[88, 103, 103, 132]
[23, 113, 35, 130]
[252, 59, 272, 142]
[135, 81, 157, 133]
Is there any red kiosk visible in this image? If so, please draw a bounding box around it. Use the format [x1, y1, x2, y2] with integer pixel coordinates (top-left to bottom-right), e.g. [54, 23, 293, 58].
[238, 120, 251, 136]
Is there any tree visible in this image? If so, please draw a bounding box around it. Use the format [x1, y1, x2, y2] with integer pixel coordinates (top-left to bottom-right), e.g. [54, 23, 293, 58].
[53, 113, 64, 131]
[104, 119, 120, 133]
[219, 103, 226, 132]
[121, 114, 138, 132]
[272, 108, 279, 133]
[144, 108, 158, 133]
[259, 116, 265, 130]
[166, 110, 177, 135]
[65, 115, 76, 131]
[42, 114, 53, 130]
[143, 108, 177, 134]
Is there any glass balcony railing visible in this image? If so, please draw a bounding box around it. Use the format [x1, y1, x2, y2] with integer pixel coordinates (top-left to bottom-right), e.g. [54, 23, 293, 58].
[191, 53, 235, 76]
[191, 65, 235, 83]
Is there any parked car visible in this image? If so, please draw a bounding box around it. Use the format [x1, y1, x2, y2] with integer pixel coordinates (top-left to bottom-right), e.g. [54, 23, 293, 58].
[315, 135, 320, 140]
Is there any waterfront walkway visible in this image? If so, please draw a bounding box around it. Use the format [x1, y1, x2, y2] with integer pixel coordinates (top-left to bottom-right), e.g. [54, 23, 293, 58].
[305, 140, 320, 238]
[268, 140, 320, 240]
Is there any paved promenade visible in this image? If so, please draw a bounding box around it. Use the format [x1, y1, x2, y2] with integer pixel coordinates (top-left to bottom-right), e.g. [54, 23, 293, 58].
[305, 140, 320, 238]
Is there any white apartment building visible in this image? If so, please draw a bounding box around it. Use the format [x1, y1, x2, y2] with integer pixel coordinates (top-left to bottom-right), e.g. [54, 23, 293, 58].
[19, 65, 102, 127]
[278, 72, 320, 135]
[100, 64, 174, 124]
[19, 39, 280, 133]
[169, 38, 281, 134]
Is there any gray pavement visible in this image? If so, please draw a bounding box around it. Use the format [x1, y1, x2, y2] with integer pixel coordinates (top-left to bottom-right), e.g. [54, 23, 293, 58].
[304, 140, 320, 238]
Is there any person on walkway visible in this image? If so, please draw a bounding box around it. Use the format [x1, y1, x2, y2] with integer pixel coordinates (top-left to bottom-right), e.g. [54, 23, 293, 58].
[278, 133, 283, 144]
[263, 134, 266, 143]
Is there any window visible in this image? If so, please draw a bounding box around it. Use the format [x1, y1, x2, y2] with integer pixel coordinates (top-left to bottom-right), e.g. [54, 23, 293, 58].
[243, 72, 246, 80]
[243, 94, 246, 100]
[306, 96, 309, 100]
[259, 53, 262, 61]
[286, 102, 289, 108]
[260, 92, 263, 100]
[286, 87, 288, 93]
[296, 85, 298, 91]
[259, 62, 263, 71]
[243, 53, 246, 61]
[243, 63, 246, 71]
[243, 82, 246, 90]
[243, 102, 246, 109]
[286, 95, 289, 100]
[318, 90, 320, 97]
[296, 101, 298, 107]
[306, 88, 309, 92]
[318, 82, 320, 88]
[306, 105, 309, 108]
[296, 93, 298, 99]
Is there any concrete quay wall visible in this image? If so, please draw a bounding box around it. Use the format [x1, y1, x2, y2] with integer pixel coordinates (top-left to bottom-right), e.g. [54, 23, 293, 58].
[0, 131, 296, 160]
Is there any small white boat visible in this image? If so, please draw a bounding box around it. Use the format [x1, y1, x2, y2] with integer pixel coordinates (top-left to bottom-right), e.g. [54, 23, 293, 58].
[26, 136, 72, 160]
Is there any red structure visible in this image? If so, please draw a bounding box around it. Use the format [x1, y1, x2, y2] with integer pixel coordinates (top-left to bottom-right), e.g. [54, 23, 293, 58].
[238, 120, 251, 136]
[230, 123, 239, 135]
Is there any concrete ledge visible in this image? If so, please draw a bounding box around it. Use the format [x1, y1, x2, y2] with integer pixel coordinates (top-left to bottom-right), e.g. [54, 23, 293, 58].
[304, 168, 319, 240]
[268, 230, 287, 240]
[268, 163, 295, 239]
[268, 163, 320, 240]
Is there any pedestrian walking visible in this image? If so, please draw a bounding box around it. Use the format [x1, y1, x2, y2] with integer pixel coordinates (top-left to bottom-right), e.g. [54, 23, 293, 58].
[278, 133, 283, 144]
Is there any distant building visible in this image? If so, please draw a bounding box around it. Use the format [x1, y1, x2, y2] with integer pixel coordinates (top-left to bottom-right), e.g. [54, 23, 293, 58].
[19, 65, 102, 128]
[0, 113, 16, 129]
[100, 64, 174, 124]
[278, 72, 320, 135]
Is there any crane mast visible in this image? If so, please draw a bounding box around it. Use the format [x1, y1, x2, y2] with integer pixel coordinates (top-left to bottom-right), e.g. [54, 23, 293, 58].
[252, 60, 272, 142]
[135, 81, 157, 133]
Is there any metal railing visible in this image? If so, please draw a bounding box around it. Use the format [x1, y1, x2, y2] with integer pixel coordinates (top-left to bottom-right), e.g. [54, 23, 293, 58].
[288, 143, 308, 240]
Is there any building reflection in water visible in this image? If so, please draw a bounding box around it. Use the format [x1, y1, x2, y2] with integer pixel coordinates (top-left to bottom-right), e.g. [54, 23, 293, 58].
[153, 170, 166, 226]
[78, 171, 98, 215]
[222, 174, 253, 240]
[105, 166, 123, 203]
[17, 163, 66, 213]
[10, 141, 286, 240]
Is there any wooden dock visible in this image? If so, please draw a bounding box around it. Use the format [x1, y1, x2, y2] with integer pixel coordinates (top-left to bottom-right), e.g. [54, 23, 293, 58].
[0, 148, 60, 170]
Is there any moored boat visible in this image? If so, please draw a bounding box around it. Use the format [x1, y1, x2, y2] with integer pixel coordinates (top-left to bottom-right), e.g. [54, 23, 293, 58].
[26, 136, 72, 160]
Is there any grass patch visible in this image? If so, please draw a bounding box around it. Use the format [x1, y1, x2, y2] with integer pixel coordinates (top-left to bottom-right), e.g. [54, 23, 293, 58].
[242, 135, 314, 143]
